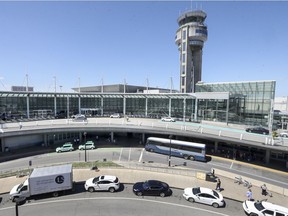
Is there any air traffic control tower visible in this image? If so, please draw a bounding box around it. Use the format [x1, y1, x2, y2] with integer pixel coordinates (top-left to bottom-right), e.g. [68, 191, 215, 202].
[175, 10, 208, 93]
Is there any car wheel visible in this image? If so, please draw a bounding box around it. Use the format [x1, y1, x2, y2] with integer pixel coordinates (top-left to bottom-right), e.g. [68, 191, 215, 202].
[136, 191, 143, 196]
[189, 156, 195, 161]
[212, 203, 219, 208]
[57, 150, 61, 153]
[88, 187, 95, 193]
[52, 192, 59, 197]
[248, 130, 251, 133]
[109, 187, 115, 193]
[249, 213, 258, 216]
[69, 149, 73, 151]
[188, 197, 195, 203]
[160, 192, 165, 197]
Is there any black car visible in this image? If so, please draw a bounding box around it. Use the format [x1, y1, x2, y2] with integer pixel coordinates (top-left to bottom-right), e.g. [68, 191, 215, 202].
[132, 180, 171, 197]
[245, 126, 269, 135]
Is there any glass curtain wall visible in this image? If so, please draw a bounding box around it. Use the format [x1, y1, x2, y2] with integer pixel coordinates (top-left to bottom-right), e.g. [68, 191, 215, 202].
[196, 81, 276, 125]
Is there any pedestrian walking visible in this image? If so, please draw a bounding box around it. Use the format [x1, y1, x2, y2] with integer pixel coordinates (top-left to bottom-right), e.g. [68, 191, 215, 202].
[246, 189, 253, 201]
[216, 178, 221, 191]
[261, 184, 267, 196]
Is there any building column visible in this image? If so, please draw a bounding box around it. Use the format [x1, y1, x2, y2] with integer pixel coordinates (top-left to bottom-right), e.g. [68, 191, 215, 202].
[226, 98, 229, 125]
[101, 97, 104, 116]
[54, 95, 57, 116]
[26, 95, 30, 118]
[43, 134, 48, 147]
[194, 98, 198, 121]
[145, 97, 148, 117]
[214, 141, 218, 154]
[183, 98, 186, 122]
[67, 96, 70, 118]
[265, 149, 270, 164]
[169, 98, 171, 117]
[123, 96, 126, 116]
[78, 95, 81, 114]
[110, 132, 114, 142]
[142, 133, 145, 145]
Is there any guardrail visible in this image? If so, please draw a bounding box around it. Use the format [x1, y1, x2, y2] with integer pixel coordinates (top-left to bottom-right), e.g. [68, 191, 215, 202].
[1, 118, 288, 147]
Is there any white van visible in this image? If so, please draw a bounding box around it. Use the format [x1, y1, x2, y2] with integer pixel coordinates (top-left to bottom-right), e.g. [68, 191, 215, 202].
[243, 200, 288, 216]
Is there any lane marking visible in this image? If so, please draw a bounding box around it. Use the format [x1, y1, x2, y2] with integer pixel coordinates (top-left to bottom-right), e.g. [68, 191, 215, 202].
[230, 162, 234, 169]
[138, 148, 144, 162]
[118, 148, 123, 161]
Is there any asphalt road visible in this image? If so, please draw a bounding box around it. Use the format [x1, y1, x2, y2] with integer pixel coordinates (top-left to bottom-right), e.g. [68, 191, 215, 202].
[0, 185, 243, 216]
[0, 147, 287, 189]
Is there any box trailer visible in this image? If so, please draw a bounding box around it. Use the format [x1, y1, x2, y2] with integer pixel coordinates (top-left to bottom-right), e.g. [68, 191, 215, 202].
[10, 164, 73, 201]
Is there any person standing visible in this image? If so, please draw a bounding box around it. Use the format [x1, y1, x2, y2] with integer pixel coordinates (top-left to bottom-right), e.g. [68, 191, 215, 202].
[261, 184, 267, 196]
[215, 178, 221, 191]
[246, 189, 253, 201]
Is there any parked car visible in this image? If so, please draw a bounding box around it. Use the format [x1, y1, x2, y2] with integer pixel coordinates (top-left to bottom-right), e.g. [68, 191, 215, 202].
[279, 131, 288, 138]
[243, 200, 288, 216]
[133, 180, 171, 197]
[78, 141, 95, 150]
[183, 187, 225, 208]
[161, 117, 175, 122]
[84, 175, 120, 193]
[72, 114, 87, 120]
[110, 113, 121, 118]
[56, 143, 74, 153]
[245, 126, 269, 135]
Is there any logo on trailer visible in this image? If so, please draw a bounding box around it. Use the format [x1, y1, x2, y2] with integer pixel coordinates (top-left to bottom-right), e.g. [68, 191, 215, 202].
[55, 175, 65, 184]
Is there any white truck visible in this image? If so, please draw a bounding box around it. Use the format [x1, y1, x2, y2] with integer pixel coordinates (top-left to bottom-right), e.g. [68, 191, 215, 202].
[10, 164, 73, 201]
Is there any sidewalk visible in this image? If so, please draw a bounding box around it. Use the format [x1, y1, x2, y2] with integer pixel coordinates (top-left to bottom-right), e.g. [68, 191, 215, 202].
[0, 162, 287, 207]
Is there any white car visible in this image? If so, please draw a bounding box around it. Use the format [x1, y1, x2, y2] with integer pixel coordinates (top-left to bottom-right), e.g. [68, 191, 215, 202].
[279, 131, 288, 138]
[72, 114, 86, 120]
[110, 113, 121, 118]
[243, 200, 288, 216]
[161, 117, 175, 122]
[84, 175, 120, 193]
[183, 187, 225, 208]
[78, 141, 95, 150]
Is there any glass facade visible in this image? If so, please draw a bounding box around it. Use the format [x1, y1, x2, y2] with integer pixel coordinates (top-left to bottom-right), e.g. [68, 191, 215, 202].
[195, 81, 276, 125]
[0, 80, 276, 126]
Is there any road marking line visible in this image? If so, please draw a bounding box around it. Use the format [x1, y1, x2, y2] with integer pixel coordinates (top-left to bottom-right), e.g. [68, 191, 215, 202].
[118, 148, 123, 161]
[230, 162, 234, 169]
[138, 148, 144, 162]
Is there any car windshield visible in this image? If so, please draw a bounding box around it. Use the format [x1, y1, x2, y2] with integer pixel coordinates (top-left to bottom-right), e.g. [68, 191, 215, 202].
[143, 181, 150, 190]
[16, 183, 24, 191]
[254, 202, 265, 211]
[93, 176, 100, 183]
[212, 190, 220, 198]
[192, 187, 201, 195]
[113, 177, 119, 183]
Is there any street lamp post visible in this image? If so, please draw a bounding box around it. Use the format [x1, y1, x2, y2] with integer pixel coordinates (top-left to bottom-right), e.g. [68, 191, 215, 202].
[168, 135, 172, 167]
[84, 132, 87, 162]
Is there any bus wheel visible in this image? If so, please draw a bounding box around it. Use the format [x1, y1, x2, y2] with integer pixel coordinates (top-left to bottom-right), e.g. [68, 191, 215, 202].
[189, 156, 195, 161]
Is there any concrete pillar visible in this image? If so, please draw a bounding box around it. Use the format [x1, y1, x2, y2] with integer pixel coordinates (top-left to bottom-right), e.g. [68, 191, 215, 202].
[101, 97, 104, 116]
[265, 149, 270, 164]
[214, 141, 218, 154]
[26, 95, 30, 118]
[142, 133, 145, 144]
[110, 132, 114, 142]
[43, 134, 48, 147]
[67, 96, 70, 118]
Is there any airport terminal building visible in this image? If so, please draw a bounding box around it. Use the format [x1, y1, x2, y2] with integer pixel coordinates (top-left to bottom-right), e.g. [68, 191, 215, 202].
[0, 80, 276, 127]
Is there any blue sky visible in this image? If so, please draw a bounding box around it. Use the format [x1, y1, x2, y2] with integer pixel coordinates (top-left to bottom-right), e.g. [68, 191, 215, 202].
[0, 1, 287, 96]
